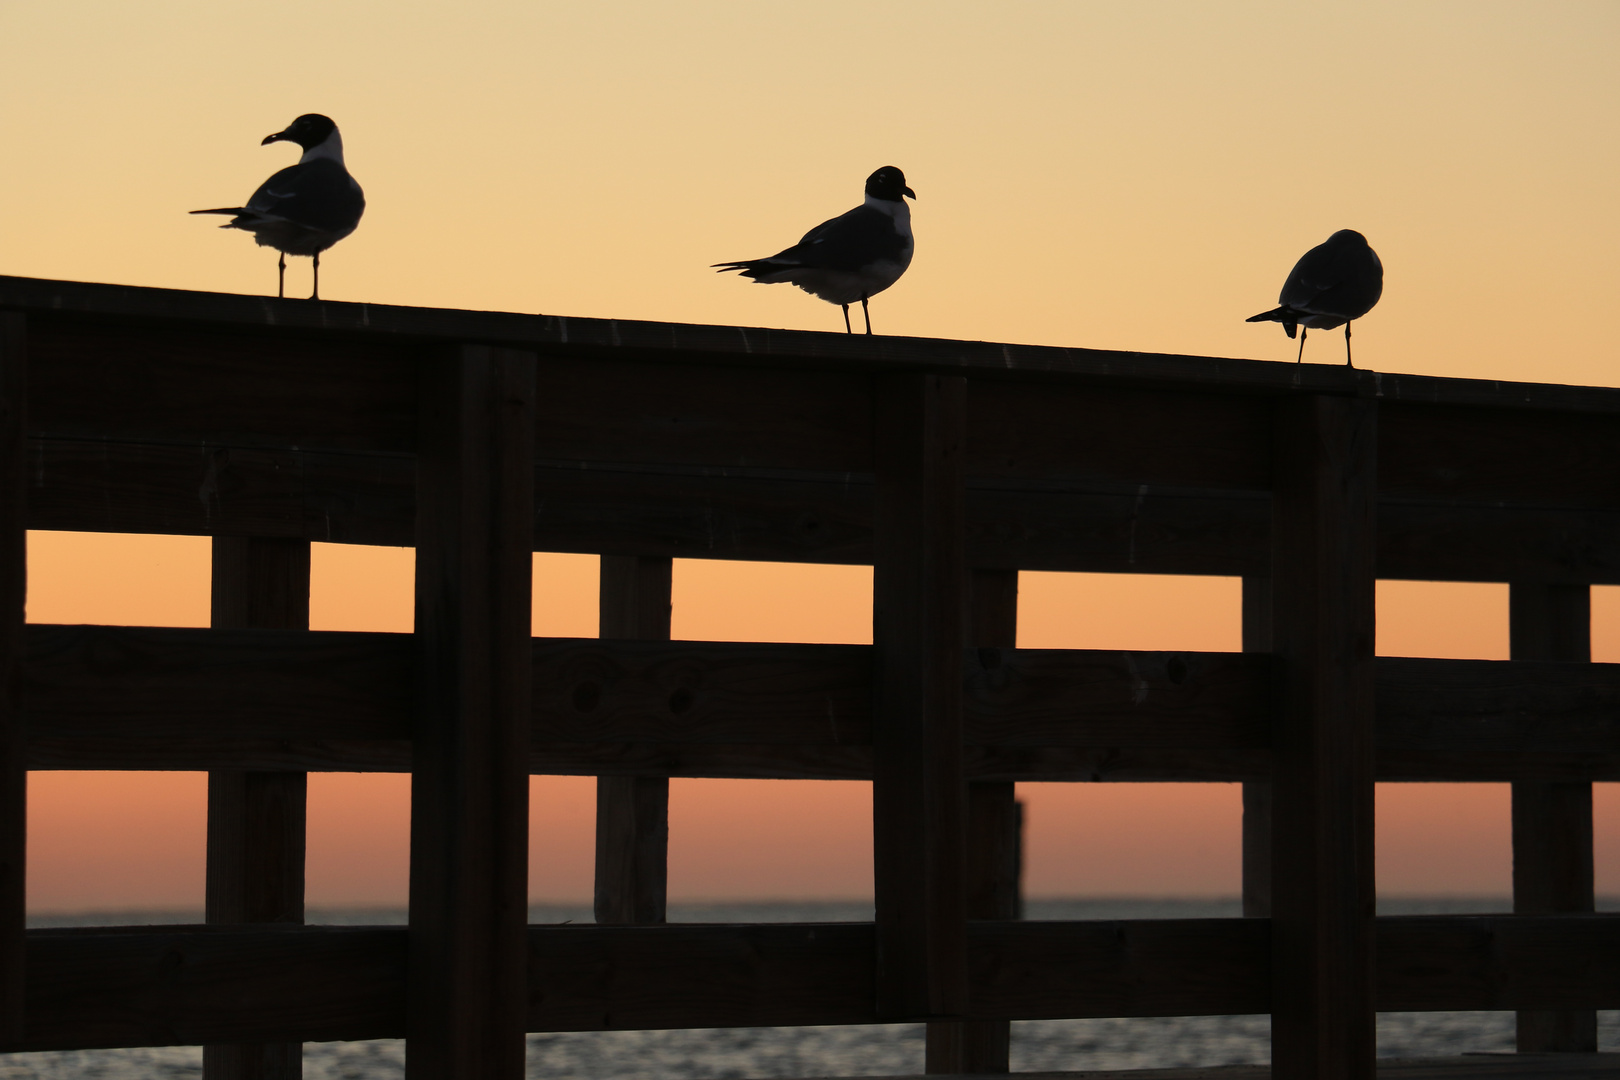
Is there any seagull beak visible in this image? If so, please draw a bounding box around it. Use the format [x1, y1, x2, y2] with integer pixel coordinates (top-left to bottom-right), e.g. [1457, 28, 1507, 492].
[903, 186, 917, 200]
[261, 130, 290, 146]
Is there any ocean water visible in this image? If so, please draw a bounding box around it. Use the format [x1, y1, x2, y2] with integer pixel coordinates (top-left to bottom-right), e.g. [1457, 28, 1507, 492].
[6, 898, 1618, 1078]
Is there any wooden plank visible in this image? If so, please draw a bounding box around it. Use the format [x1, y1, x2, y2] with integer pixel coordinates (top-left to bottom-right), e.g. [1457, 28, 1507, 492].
[1509, 582, 1596, 1053]
[1378, 914, 1620, 1012]
[928, 567, 1021, 1075]
[26, 437, 415, 546]
[536, 358, 872, 473]
[968, 918, 1271, 1020]
[27, 320, 418, 453]
[205, 536, 311, 1080]
[1241, 575, 1274, 920]
[23, 625, 413, 741]
[872, 373, 969, 1020]
[593, 555, 673, 926]
[534, 462, 874, 565]
[4, 916, 1620, 1050]
[20, 274, 1620, 416]
[1269, 394, 1378, 1079]
[969, 381, 1272, 491]
[0, 313, 26, 1040]
[1381, 402, 1620, 510]
[11, 925, 407, 1051]
[526, 922, 876, 1031]
[409, 345, 535, 1079]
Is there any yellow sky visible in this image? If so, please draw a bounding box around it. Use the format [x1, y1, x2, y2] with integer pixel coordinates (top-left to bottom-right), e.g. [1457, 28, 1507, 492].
[2, 2, 1616, 380]
[5, 3, 1620, 907]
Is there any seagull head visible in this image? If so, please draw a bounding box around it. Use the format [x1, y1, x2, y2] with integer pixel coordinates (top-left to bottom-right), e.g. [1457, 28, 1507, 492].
[865, 166, 916, 203]
[263, 114, 340, 151]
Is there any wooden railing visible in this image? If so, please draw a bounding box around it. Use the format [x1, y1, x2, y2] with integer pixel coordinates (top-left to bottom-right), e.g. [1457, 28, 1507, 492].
[1, 275, 1618, 1079]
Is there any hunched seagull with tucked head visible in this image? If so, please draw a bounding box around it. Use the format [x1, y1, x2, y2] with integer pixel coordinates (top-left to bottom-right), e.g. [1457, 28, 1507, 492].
[1246, 229, 1383, 366]
[714, 166, 915, 334]
[191, 114, 365, 301]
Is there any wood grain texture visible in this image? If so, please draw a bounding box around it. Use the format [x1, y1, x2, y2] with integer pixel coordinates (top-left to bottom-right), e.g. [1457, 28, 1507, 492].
[23, 447, 1620, 584]
[928, 567, 1021, 1075]
[1269, 395, 1378, 1080]
[23, 625, 413, 742]
[19, 274, 1620, 416]
[1509, 582, 1596, 1053]
[205, 537, 312, 1080]
[593, 556, 673, 927]
[409, 345, 535, 1079]
[27, 321, 418, 453]
[0, 313, 26, 1039]
[872, 373, 968, 1020]
[9, 925, 407, 1051]
[1, 916, 1620, 1050]
[1241, 575, 1274, 920]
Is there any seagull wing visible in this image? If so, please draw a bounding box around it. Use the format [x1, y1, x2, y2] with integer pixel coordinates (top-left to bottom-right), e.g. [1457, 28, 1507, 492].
[774, 205, 907, 272]
[1280, 236, 1384, 320]
[241, 160, 366, 234]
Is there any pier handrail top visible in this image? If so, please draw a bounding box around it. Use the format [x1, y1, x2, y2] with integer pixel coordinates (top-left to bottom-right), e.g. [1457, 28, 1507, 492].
[3, 274, 1616, 414]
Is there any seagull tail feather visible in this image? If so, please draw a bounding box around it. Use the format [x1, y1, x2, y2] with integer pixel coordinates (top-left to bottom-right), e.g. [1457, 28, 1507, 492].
[1246, 306, 1300, 338]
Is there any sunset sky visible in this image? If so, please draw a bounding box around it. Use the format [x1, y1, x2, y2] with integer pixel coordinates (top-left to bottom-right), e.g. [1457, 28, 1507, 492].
[3, 2, 1619, 911]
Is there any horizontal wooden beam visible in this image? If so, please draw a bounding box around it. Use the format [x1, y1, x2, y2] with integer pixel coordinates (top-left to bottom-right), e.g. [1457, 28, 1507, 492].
[10, 275, 1620, 417]
[5, 916, 1620, 1051]
[22, 629, 1620, 780]
[27, 438, 1620, 583]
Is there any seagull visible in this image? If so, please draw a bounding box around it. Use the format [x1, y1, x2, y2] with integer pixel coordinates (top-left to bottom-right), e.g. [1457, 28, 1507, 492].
[1246, 229, 1383, 366]
[191, 114, 365, 301]
[714, 166, 916, 334]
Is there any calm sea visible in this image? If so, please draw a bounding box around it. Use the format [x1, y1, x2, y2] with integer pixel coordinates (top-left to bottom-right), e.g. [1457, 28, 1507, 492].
[5, 898, 1617, 1079]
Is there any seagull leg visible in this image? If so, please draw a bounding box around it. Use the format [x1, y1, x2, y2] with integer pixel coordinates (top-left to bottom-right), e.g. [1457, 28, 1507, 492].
[1345, 322, 1353, 367]
[1296, 327, 1307, 364]
[277, 252, 286, 299]
[841, 304, 852, 334]
[311, 252, 320, 302]
[861, 294, 872, 335]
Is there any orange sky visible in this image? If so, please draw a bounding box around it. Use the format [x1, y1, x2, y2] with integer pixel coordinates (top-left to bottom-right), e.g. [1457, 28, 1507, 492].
[4, 2, 1619, 909]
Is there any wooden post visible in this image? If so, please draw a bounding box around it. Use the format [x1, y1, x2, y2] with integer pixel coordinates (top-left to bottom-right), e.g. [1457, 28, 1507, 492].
[408, 346, 535, 1080]
[594, 555, 672, 926]
[1510, 581, 1596, 1052]
[204, 536, 311, 1080]
[872, 373, 968, 1021]
[0, 314, 26, 1041]
[925, 571, 1021, 1073]
[1241, 575, 1273, 919]
[1269, 395, 1377, 1080]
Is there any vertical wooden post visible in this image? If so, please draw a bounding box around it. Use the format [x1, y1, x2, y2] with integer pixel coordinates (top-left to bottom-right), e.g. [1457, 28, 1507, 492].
[0, 314, 27, 1042]
[926, 568, 1021, 1073]
[1269, 395, 1377, 1080]
[872, 373, 968, 1021]
[594, 555, 672, 926]
[204, 536, 311, 1080]
[1511, 582, 1596, 1052]
[408, 346, 535, 1080]
[1241, 575, 1273, 919]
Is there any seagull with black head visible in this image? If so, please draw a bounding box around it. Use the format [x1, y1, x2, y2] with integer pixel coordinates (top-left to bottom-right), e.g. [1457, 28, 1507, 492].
[191, 114, 365, 300]
[714, 166, 915, 334]
[1246, 229, 1383, 366]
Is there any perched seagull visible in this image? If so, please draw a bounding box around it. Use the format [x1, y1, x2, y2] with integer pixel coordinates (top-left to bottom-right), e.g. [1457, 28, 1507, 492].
[714, 166, 916, 334]
[191, 114, 365, 301]
[1246, 229, 1383, 366]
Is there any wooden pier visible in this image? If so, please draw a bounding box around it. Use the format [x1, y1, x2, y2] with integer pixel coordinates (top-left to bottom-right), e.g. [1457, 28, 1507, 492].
[0, 275, 1617, 1079]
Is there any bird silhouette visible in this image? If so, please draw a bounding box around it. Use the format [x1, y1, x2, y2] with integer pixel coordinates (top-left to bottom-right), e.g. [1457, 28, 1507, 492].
[714, 166, 915, 334]
[191, 114, 365, 300]
[1247, 229, 1383, 365]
